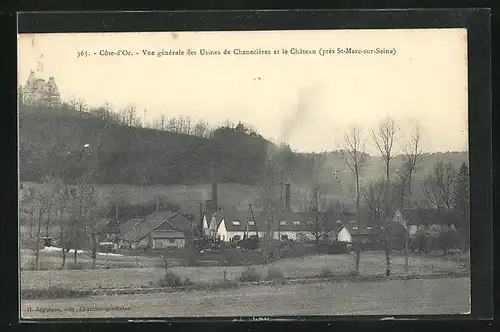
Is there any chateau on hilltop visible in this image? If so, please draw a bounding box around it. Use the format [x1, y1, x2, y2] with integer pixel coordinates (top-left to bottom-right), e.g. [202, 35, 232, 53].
[19, 70, 62, 108]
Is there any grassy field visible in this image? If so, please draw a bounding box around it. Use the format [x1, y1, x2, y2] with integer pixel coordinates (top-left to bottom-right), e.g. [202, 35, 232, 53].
[21, 277, 470, 318]
[20, 248, 165, 271]
[21, 252, 468, 291]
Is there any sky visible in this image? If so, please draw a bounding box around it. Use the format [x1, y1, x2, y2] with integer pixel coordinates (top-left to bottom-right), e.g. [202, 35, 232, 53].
[18, 29, 468, 155]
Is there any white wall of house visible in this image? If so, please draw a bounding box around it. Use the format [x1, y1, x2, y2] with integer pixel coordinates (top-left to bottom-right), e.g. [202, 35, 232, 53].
[202, 215, 209, 236]
[337, 226, 352, 243]
[152, 238, 185, 249]
[217, 219, 228, 240]
[273, 231, 299, 241]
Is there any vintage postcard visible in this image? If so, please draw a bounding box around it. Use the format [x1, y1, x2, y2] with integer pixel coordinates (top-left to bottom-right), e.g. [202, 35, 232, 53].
[18, 28, 470, 319]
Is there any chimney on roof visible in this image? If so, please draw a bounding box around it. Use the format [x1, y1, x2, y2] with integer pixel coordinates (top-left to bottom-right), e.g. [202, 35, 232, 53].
[285, 183, 291, 210]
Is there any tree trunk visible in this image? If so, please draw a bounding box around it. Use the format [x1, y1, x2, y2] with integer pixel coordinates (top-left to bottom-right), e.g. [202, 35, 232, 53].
[386, 163, 390, 184]
[408, 173, 413, 205]
[91, 232, 97, 269]
[404, 236, 409, 274]
[61, 245, 66, 269]
[58, 209, 66, 269]
[355, 171, 360, 210]
[29, 217, 33, 238]
[34, 209, 44, 270]
[355, 247, 360, 273]
[45, 209, 51, 237]
[385, 242, 391, 276]
[73, 233, 78, 264]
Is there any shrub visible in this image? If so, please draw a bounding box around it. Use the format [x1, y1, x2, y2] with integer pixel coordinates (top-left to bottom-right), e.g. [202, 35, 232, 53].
[238, 267, 261, 282]
[320, 266, 332, 277]
[348, 270, 360, 277]
[210, 279, 239, 290]
[156, 271, 183, 287]
[21, 286, 86, 300]
[433, 230, 462, 255]
[67, 262, 87, 270]
[265, 267, 285, 281]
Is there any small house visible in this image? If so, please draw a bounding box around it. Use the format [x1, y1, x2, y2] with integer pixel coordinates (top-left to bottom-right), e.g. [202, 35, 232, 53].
[117, 211, 192, 250]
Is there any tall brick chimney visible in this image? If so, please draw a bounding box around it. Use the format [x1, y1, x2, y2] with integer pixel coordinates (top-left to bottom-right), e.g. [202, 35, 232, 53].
[285, 183, 291, 210]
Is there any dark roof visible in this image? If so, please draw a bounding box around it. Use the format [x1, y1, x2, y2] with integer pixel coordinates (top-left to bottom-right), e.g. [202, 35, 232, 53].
[96, 219, 121, 234]
[119, 211, 178, 242]
[350, 222, 407, 237]
[349, 224, 380, 236]
[216, 209, 260, 232]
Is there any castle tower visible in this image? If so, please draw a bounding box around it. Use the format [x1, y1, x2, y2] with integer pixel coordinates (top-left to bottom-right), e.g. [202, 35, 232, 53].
[26, 70, 37, 88]
[20, 70, 61, 108]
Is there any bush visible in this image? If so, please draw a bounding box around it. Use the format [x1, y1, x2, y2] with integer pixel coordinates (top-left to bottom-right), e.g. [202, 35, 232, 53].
[238, 267, 261, 282]
[265, 267, 285, 281]
[348, 270, 360, 277]
[156, 271, 183, 287]
[320, 266, 332, 277]
[66, 262, 87, 270]
[21, 286, 86, 300]
[432, 230, 462, 254]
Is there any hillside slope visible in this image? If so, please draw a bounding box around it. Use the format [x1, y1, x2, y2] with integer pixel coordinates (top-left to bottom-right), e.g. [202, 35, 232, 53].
[19, 104, 468, 205]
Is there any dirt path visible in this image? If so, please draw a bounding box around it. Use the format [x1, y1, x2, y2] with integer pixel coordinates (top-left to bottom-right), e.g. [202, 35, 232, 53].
[22, 277, 470, 319]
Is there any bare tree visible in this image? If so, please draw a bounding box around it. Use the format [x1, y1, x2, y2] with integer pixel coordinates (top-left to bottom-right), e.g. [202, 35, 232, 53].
[371, 117, 399, 184]
[306, 154, 329, 253]
[68, 171, 97, 264]
[261, 147, 279, 262]
[339, 125, 368, 211]
[362, 178, 393, 276]
[122, 104, 138, 127]
[20, 186, 37, 238]
[193, 119, 210, 138]
[398, 122, 423, 207]
[422, 161, 457, 211]
[51, 177, 70, 268]
[167, 117, 178, 133]
[33, 175, 54, 270]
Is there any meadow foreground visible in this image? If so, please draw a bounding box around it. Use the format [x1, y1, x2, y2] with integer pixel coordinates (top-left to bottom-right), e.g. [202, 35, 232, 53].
[21, 277, 470, 318]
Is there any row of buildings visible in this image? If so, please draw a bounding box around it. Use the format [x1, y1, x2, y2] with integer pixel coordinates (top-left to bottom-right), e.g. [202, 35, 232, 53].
[97, 180, 459, 251]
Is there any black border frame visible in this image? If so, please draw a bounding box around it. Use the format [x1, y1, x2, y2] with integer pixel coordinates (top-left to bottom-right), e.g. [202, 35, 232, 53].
[7, 8, 493, 328]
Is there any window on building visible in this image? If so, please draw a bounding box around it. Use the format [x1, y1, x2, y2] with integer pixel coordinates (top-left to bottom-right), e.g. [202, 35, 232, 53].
[306, 220, 313, 225]
[232, 220, 241, 226]
[293, 220, 301, 225]
[248, 220, 255, 226]
[168, 239, 175, 243]
[281, 234, 289, 241]
[280, 221, 287, 226]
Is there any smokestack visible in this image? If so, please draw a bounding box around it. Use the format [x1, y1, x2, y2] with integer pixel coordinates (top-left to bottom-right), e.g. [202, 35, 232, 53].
[285, 183, 291, 210]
